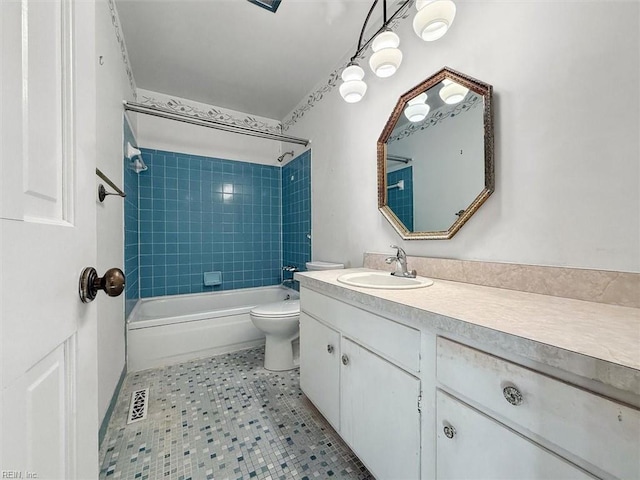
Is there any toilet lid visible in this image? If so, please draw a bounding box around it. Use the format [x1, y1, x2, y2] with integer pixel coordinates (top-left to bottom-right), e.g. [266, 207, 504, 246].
[251, 299, 300, 318]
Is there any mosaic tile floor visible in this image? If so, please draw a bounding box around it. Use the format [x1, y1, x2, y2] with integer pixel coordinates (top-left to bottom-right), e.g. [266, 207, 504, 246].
[99, 347, 373, 480]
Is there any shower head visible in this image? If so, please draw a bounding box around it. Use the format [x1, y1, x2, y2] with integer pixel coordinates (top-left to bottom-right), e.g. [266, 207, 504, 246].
[277, 150, 294, 163]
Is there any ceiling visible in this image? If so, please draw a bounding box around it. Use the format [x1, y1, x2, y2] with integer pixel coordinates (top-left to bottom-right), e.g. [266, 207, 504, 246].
[115, 0, 378, 120]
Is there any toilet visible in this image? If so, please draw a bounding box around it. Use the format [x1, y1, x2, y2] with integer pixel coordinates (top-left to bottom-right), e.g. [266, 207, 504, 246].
[250, 261, 344, 371]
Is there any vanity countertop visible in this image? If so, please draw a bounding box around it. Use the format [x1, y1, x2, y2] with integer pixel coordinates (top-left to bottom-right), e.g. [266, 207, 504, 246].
[295, 268, 640, 396]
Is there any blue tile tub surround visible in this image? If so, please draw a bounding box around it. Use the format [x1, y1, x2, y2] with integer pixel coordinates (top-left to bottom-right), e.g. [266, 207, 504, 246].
[123, 118, 139, 318]
[138, 149, 282, 297]
[387, 166, 414, 231]
[282, 150, 311, 273]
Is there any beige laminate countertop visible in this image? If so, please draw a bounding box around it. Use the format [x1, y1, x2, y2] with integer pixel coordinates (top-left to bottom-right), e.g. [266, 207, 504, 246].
[295, 268, 640, 396]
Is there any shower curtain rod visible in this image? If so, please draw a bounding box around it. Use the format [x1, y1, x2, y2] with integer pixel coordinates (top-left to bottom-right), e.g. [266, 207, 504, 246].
[387, 154, 412, 164]
[123, 101, 310, 147]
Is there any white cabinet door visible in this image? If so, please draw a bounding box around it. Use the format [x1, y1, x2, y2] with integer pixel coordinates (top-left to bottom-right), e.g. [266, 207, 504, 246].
[436, 390, 594, 480]
[300, 312, 340, 429]
[341, 338, 421, 480]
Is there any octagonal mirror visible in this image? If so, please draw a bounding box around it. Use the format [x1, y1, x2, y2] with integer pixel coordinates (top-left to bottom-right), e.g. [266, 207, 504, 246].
[378, 67, 494, 239]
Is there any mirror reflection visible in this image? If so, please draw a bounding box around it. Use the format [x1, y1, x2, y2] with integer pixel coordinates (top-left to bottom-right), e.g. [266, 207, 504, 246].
[378, 67, 494, 239]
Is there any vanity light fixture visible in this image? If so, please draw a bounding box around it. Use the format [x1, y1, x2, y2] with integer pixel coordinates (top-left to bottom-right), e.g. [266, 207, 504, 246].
[404, 92, 430, 122]
[339, 63, 368, 103]
[369, 30, 403, 78]
[439, 78, 469, 104]
[340, 0, 456, 103]
[413, 0, 456, 42]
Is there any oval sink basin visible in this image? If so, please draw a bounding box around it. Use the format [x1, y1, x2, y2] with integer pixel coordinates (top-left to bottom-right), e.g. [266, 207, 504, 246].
[337, 271, 434, 290]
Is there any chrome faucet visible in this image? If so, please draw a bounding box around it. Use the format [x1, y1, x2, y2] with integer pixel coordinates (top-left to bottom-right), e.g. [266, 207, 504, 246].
[385, 245, 417, 278]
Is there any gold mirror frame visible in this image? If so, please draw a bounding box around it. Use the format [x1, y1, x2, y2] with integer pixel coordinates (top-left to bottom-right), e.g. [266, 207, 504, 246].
[377, 67, 494, 240]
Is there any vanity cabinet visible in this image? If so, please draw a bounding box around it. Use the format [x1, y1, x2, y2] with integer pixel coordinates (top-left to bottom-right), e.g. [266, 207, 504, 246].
[298, 282, 640, 480]
[299, 289, 422, 480]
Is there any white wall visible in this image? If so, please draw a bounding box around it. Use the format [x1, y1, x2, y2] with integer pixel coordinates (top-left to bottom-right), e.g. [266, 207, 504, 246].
[134, 89, 284, 166]
[95, 0, 136, 425]
[285, 2, 640, 273]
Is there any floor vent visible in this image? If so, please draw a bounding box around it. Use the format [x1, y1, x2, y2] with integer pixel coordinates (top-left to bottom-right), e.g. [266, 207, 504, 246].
[127, 388, 149, 424]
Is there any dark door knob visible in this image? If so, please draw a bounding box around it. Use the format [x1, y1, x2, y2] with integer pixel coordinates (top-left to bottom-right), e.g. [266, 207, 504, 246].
[79, 267, 125, 303]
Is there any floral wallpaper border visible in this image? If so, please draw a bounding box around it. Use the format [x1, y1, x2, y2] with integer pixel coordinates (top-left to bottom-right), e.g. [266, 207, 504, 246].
[110, 0, 416, 133]
[282, 0, 415, 132]
[107, 0, 137, 100]
[388, 94, 482, 142]
[138, 95, 283, 135]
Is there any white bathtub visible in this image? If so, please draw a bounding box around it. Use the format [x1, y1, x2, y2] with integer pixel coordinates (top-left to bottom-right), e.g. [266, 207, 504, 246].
[127, 285, 298, 372]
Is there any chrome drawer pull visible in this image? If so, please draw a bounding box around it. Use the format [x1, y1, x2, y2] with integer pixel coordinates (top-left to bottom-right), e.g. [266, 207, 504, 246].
[341, 354, 349, 366]
[503, 385, 523, 406]
[327, 344, 334, 354]
[443, 424, 456, 439]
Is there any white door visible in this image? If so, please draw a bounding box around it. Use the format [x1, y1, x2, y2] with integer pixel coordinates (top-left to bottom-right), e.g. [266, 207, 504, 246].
[341, 338, 421, 480]
[1, 0, 99, 478]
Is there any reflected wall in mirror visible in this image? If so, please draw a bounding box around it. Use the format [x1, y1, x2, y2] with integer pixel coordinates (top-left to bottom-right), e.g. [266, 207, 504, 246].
[378, 67, 494, 239]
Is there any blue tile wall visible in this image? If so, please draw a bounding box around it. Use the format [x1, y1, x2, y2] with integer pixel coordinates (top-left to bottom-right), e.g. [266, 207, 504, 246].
[123, 119, 139, 318]
[137, 149, 282, 297]
[387, 167, 414, 231]
[282, 151, 311, 274]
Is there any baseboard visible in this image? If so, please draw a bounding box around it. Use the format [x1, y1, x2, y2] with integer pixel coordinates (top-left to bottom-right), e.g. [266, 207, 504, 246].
[99, 364, 127, 448]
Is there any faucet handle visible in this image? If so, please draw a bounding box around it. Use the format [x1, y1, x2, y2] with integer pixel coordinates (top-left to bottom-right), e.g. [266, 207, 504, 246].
[389, 244, 406, 258]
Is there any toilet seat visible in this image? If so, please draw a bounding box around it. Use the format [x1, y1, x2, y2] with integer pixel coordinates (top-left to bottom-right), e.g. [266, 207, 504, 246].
[250, 300, 300, 318]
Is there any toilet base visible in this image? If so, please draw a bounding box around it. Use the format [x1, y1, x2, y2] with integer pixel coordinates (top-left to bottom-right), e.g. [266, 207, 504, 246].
[264, 335, 299, 371]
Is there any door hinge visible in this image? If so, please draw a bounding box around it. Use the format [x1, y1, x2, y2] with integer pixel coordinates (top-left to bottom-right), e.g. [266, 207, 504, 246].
[418, 393, 423, 413]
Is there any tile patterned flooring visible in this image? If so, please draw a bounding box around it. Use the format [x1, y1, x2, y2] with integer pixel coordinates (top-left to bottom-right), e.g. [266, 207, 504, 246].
[99, 348, 373, 480]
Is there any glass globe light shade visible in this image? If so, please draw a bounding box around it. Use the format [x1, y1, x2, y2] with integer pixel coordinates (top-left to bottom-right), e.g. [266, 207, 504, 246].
[339, 64, 367, 103]
[439, 79, 469, 104]
[404, 93, 430, 122]
[369, 31, 403, 78]
[413, 0, 456, 41]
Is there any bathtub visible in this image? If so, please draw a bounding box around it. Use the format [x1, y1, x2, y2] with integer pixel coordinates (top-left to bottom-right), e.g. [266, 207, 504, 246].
[127, 285, 298, 372]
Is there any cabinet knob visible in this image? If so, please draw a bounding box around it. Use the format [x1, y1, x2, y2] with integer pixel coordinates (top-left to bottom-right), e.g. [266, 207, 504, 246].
[327, 344, 334, 354]
[503, 385, 523, 406]
[443, 424, 456, 439]
[341, 354, 349, 366]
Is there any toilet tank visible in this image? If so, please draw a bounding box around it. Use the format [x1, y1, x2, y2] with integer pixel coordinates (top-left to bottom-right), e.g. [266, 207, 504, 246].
[306, 261, 345, 271]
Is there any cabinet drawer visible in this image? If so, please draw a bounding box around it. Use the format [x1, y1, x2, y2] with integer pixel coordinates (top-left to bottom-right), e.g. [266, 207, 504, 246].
[437, 390, 593, 479]
[437, 337, 640, 479]
[301, 288, 420, 373]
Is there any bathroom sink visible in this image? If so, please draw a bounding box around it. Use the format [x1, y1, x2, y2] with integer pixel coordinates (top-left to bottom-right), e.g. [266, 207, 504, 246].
[337, 271, 434, 290]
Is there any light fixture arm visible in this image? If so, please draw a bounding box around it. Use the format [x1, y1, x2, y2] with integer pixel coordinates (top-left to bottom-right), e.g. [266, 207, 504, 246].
[351, 0, 379, 62]
[350, 0, 412, 63]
